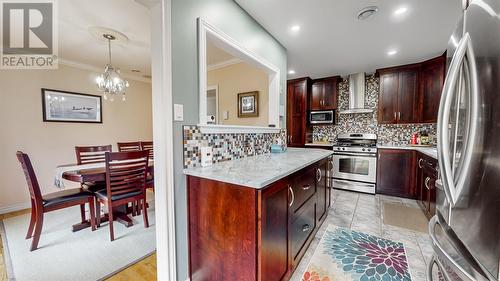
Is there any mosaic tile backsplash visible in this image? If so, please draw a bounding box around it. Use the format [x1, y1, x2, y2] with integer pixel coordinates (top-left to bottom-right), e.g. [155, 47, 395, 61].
[313, 74, 437, 145]
[183, 126, 286, 168]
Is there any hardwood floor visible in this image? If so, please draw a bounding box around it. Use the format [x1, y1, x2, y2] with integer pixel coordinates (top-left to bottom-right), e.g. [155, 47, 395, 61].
[0, 209, 157, 281]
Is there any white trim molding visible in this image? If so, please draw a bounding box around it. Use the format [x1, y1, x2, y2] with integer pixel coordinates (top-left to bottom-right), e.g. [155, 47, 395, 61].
[198, 124, 280, 134]
[207, 58, 242, 71]
[151, 0, 177, 280]
[197, 18, 281, 132]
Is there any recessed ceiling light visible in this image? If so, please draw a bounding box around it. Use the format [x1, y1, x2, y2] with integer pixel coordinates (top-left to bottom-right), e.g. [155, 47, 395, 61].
[387, 49, 398, 56]
[394, 7, 408, 15]
[288, 70, 296, 75]
[290, 25, 301, 32]
[357, 6, 379, 20]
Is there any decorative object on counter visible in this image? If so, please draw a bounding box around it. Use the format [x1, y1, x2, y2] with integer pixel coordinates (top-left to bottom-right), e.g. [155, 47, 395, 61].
[41, 89, 102, 123]
[270, 144, 286, 153]
[237, 91, 259, 117]
[420, 130, 429, 145]
[301, 225, 412, 281]
[200, 146, 213, 167]
[312, 75, 437, 145]
[183, 125, 286, 168]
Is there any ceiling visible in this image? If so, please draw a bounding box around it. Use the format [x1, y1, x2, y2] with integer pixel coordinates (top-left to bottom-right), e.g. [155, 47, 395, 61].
[207, 38, 236, 66]
[235, 0, 462, 78]
[58, 0, 151, 80]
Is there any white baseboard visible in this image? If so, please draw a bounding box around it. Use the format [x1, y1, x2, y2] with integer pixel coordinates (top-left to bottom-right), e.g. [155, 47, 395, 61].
[0, 202, 31, 215]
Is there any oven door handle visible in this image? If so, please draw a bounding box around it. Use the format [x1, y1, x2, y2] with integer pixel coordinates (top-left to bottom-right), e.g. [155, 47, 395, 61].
[333, 152, 376, 157]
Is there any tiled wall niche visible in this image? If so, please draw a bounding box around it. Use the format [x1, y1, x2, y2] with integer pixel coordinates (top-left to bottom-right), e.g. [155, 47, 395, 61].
[313, 74, 437, 145]
[183, 126, 286, 168]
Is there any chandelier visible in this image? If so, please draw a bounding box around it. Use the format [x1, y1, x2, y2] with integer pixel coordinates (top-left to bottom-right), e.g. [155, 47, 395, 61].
[96, 34, 129, 101]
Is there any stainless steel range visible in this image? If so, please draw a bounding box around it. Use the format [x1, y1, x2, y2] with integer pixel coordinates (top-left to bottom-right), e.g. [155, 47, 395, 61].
[332, 133, 377, 194]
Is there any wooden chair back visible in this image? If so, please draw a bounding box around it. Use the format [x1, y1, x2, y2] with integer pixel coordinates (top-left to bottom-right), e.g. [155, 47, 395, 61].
[75, 145, 112, 165]
[16, 151, 43, 202]
[117, 142, 141, 152]
[140, 141, 153, 160]
[105, 150, 149, 201]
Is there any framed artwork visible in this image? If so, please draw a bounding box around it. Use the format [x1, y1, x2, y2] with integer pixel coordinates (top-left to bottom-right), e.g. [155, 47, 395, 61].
[237, 91, 259, 117]
[41, 88, 102, 123]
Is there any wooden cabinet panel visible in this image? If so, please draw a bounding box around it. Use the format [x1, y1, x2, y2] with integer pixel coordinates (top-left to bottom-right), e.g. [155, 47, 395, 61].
[420, 56, 445, 123]
[310, 83, 323, 111]
[378, 72, 399, 124]
[416, 153, 438, 219]
[376, 149, 416, 198]
[290, 166, 316, 212]
[287, 78, 309, 147]
[398, 69, 419, 123]
[309, 76, 339, 111]
[261, 179, 290, 281]
[291, 200, 316, 262]
[316, 159, 328, 223]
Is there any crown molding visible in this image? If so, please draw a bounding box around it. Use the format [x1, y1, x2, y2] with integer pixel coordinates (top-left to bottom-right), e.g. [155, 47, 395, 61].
[58, 58, 152, 83]
[207, 58, 242, 71]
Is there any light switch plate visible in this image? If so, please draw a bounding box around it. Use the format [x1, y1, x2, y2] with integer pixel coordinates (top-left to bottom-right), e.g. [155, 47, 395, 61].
[174, 104, 183, 121]
[223, 110, 229, 120]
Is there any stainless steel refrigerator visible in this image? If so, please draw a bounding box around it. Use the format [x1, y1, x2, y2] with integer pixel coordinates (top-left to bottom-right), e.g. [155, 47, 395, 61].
[429, 0, 500, 280]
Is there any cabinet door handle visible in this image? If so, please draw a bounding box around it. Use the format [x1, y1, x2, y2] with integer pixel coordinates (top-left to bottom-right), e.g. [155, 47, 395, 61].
[398, 112, 401, 120]
[425, 177, 431, 190]
[288, 185, 294, 207]
[394, 112, 397, 120]
[302, 185, 311, 190]
[302, 224, 311, 232]
[418, 158, 424, 168]
[316, 168, 322, 182]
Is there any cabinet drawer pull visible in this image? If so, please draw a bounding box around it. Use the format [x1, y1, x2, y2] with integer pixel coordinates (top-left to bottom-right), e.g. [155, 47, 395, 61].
[316, 168, 322, 182]
[288, 185, 294, 207]
[394, 112, 397, 119]
[398, 112, 401, 119]
[302, 185, 311, 190]
[302, 224, 311, 232]
[425, 177, 431, 190]
[418, 158, 424, 168]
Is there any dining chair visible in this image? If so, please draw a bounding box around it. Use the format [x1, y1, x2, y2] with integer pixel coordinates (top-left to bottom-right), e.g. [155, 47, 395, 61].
[117, 141, 141, 152]
[75, 145, 112, 165]
[140, 141, 154, 192]
[140, 141, 153, 160]
[95, 150, 149, 241]
[16, 151, 96, 251]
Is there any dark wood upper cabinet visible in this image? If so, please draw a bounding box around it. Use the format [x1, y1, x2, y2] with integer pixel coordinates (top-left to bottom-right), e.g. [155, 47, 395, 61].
[420, 55, 446, 123]
[379, 72, 399, 124]
[376, 149, 416, 199]
[378, 64, 420, 124]
[309, 76, 339, 111]
[377, 54, 445, 124]
[287, 78, 310, 147]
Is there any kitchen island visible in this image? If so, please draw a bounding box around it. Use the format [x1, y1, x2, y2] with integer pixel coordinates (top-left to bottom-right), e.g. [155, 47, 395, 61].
[184, 148, 333, 281]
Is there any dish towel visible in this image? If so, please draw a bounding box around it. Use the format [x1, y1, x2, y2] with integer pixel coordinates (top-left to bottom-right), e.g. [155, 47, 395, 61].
[54, 163, 104, 188]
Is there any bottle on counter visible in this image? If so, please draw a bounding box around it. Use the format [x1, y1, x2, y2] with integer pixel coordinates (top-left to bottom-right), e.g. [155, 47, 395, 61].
[420, 130, 429, 145]
[411, 133, 418, 145]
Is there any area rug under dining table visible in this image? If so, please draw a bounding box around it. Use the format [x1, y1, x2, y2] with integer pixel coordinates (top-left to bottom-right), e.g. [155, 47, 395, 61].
[301, 224, 413, 281]
[0, 192, 156, 281]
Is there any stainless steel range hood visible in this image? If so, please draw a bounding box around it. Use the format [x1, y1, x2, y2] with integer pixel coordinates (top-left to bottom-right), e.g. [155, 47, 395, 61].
[339, 72, 374, 114]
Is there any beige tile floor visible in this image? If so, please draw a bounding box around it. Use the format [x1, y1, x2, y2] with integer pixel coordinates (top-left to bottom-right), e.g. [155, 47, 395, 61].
[290, 189, 433, 281]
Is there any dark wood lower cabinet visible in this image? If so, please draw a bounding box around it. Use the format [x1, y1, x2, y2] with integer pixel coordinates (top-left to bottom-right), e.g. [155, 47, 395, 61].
[415, 152, 438, 219]
[187, 157, 332, 281]
[376, 149, 416, 198]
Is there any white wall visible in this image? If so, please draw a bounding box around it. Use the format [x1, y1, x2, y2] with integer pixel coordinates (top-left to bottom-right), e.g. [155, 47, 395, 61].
[0, 64, 152, 212]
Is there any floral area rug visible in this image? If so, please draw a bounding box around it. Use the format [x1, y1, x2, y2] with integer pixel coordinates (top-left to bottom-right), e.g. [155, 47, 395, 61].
[302, 225, 412, 281]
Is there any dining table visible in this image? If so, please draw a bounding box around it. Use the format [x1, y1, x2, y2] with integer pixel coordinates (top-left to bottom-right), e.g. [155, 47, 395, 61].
[56, 162, 154, 232]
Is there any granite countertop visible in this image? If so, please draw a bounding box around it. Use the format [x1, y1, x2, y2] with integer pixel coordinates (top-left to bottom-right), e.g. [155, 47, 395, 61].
[377, 144, 437, 159]
[183, 148, 333, 189]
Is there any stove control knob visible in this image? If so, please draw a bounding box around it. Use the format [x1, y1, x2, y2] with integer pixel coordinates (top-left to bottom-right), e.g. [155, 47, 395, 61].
[367, 148, 371, 152]
[362, 148, 366, 151]
[342, 148, 346, 151]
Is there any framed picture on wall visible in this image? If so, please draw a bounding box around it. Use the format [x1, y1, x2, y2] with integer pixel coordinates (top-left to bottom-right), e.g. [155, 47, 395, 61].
[237, 91, 259, 117]
[41, 89, 102, 123]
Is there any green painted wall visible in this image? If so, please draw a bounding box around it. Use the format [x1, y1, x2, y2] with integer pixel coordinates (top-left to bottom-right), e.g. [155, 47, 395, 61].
[171, 0, 287, 279]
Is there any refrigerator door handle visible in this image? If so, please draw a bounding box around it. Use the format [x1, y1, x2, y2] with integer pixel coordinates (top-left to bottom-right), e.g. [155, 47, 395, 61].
[428, 215, 489, 281]
[437, 32, 479, 207]
[426, 254, 452, 281]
